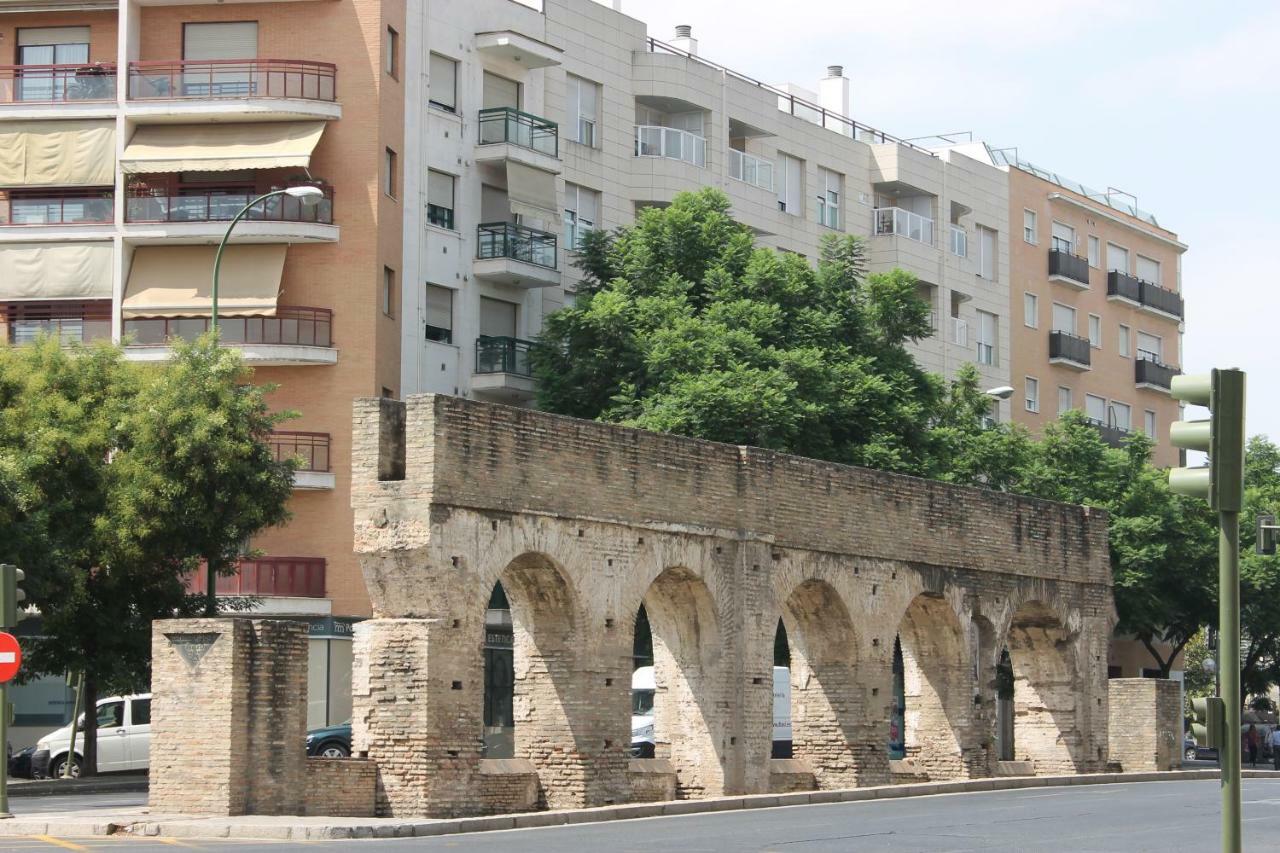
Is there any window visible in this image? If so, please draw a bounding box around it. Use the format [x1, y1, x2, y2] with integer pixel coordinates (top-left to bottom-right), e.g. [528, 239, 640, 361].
[183, 22, 257, 61]
[1136, 254, 1161, 285]
[975, 310, 997, 366]
[1025, 377, 1039, 413]
[425, 284, 453, 343]
[384, 148, 397, 199]
[16, 28, 90, 102]
[483, 71, 520, 110]
[1058, 386, 1073, 415]
[1144, 410, 1157, 436]
[97, 701, 124, 729]
[130, 698, 151, 727]
[427, 170, 455, 230]
[1085, 394, 1107, 423]
[1023, 292, 1038, 328]
[1111, 401, 1131, 432]
[1107, 242, 1129, 274]
[816, 167, 841, 229]
[1088, 314, 1101, 348]
[566, 74, 600, 147]
[1087, 235, 1100, 268]
[480, 296, 518, 338]
[977, 226, 996, 280]
[777, 154, 802, 215]
[1118, 324, 1130, 357]
[1051, 221, 1075, 254]
[1051, 303, 1076, 333]
[1023, 209, 1037, 244]
[428, 53, 457, 112]
[1137, 331, 1163, 363]
[564, 183, 600, 251]
[385, 27, 398, 78]
[382, 266, 395, 317]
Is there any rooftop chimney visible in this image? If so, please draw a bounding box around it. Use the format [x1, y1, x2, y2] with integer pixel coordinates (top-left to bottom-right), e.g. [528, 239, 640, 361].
[819, 64, 851, 135]
[672, 25, 698, 55]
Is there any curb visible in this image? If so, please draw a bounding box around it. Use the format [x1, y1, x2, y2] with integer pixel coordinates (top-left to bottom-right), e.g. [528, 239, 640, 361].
[5, 768, 1279, 841]
[7, 775, 149, 798]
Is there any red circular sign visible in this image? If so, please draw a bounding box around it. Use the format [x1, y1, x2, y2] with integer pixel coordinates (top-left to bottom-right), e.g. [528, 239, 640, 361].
[0, 633, 21, 683]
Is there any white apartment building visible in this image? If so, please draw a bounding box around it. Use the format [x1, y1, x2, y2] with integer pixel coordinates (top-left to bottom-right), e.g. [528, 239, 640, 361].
[399, 0, 1013, 420]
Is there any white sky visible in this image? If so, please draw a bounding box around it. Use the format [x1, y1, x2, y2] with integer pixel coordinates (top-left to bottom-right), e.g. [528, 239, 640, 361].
[620, 0, 1280, 441]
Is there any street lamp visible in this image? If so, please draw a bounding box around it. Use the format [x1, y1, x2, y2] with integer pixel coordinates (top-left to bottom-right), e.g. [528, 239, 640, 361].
[984, 386, 1015, 400]
[210, 184, 325, 332]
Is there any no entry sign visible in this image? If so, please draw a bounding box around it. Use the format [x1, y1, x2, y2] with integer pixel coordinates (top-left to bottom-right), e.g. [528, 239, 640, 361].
[0, 633, 20, 683]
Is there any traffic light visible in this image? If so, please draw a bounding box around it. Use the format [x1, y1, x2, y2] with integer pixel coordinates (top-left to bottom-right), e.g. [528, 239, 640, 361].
[1169, 369, 1246, 511]
[0, 564, 26, 629]
[1192, 695, 1226, 750]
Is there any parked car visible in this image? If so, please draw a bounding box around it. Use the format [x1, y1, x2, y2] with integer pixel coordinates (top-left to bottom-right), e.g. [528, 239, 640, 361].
[8, 745, 34, 779]
[306, 722, 352, 758]
[32, 694, 151, 778]
[1184, 736, 1218, 762]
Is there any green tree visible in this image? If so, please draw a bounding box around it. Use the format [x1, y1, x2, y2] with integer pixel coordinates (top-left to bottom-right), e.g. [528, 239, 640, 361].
[0, 335, 294, 774]
[1239, 436, 1280, 702]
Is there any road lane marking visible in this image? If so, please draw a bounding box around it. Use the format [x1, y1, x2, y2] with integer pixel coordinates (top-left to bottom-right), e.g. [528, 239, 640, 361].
[27, 838, 90, 852]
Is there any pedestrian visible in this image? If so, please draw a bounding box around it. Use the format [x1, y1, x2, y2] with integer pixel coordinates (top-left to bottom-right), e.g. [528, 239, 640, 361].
[1271, 727, 1280, 770]
[1245, 724, 1259, 768]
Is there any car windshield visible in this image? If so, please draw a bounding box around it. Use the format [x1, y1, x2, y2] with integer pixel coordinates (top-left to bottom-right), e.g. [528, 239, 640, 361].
[632, 689, 654, 715]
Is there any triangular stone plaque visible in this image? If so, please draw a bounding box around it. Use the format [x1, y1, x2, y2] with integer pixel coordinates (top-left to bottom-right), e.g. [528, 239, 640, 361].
[166, 632, 219, 672]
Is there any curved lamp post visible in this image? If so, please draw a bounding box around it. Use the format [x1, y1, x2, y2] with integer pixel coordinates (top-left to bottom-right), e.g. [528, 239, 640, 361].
[210, 184, 325, 333]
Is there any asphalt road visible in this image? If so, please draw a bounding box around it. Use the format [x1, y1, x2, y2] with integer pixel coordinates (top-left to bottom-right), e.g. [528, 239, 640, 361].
[4, 778, 1280, 852]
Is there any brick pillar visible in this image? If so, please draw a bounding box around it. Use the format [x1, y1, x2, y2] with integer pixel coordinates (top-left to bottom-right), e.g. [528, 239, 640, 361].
[150, 618, 307, 816]
[1108, 678, 1182, 771]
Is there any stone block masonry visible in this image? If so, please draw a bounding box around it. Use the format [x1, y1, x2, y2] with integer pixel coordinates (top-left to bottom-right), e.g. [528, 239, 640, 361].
[349, 395, 1119, 818]
[1108, 678, 1183, 771]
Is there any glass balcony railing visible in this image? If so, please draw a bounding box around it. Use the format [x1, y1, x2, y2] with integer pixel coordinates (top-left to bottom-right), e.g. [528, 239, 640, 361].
[873, 207, 934, 245]
[4, 302, 112, 345]
[477, 107, 558, 157]
[634, 125, 706, 167]
[127, 59, 336, 102]
[476, 222, 557, 269]
[124, 306, 333, 348]
[0, 63, 116, 104]
[0, 192, 113, 225]
[728, 149, 773, 191]
[475, 335, 533, 377]
[949, 225, 966, 257]
[268, 431, 331, 473]
[125, 188, 334, 224]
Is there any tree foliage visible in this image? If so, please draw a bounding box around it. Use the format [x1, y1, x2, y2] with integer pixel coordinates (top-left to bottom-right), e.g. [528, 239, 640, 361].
[1239, 436, 1280, 701]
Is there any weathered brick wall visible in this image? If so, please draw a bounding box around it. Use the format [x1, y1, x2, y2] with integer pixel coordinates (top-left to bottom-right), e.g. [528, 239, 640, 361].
[768, 759, 817, 793]
[629, 759, 677, 802]
[1108, 678, 1182, 771]
[304, 759, 377, 817]
[477, 759, 540, 814]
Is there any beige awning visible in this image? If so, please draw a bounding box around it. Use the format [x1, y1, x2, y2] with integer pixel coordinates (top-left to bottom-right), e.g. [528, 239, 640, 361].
[120, 122, 326, 174]
[123, 245, 286, 317]
[0, 242, 114, 300]
[505, 161, 560, 224]
[0, 121, 115, 187]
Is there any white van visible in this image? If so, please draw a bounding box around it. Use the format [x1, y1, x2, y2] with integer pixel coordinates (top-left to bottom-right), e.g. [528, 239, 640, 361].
[31, 693, 151, 778]
[630, 666, 791, 757]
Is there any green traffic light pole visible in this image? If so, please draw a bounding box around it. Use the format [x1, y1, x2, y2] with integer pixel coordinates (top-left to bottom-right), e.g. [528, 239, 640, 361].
[206, 185, 325, 616]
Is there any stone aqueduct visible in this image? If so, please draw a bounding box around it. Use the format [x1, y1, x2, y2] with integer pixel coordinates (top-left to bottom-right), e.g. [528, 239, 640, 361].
[345, 395, 1117, 818]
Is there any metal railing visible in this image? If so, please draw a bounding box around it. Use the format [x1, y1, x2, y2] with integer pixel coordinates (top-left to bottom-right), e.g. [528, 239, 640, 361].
[475, 335, 533, 377]
[427, 204, 454, 230]
[873, 207, 934, 245]
[1048, 248, 1090, 286]
[645, 38, 935, 156]
[1135, 357, 1178, 391]
[1087, 418, 1131, 449]
[127, 59, 336, 101]
[0, 191, 113, 225]
[1049, 330, 1091, 367]
[126, 187, 333, 224]
[951, 317, 968, 347]
[124, 306, 333, 348]
[1107, 270, 1142, 303]
[3, 300, 112, 345]
[1140, 279, 1184, 319]
[0, 63, 116, 103]
[634, 125, 706, 167]
[186, 556, 326, 598]
[269, 431, 331, 472]
[728, 148, 773, 190]
[476, 222, 557, 269]
[949, 225, 966, 257]
[477, 106, 558, 157]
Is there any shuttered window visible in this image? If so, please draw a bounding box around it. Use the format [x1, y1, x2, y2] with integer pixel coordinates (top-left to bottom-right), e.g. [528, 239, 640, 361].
[428, 54, 457, 112]
[480, 297, 517, 338]
[482, 72, 519, 110]
[183, 22, 258, 61]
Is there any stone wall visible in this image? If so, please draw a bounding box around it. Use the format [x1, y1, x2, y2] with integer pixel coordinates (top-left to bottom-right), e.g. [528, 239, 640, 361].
[1108, 678, 1183, 771]
[305, 759, 377, 817]
[629, 759, 677, 802]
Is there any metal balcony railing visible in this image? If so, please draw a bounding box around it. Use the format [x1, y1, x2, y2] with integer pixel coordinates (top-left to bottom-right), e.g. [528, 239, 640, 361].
[476, 222, 557, 269]
[1107, 270, 1142, 303]
[1087, 418, 1131, 449]
[475, 335, 533, 377]
[873, 207, 934, 245]
[0, 63, 116, 103]
[477, 107, 558, 157]
[1140, 280, 1184, 319]
[1048, 248, 1090, 286]
[124, 306, 333, 348]
[187, 556, 326, 598]
[1135, 357, 1178, 391]
[634, 125, 707, 167]
[728, 149, 774, 191]
[949, 225, 966, 257]
[1049, 330, 1091, 367]
[127, 59, 336, 101]
[126, 187, 333, 224]
[0, 191, 114, 225]
[3, 301, 112, 345]
[268, 431, 331, 472]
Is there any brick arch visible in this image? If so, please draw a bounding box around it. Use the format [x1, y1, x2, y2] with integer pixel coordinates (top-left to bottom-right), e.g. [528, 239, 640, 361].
[1003, 598, 1088, 774]
[640, 565, 725, 799]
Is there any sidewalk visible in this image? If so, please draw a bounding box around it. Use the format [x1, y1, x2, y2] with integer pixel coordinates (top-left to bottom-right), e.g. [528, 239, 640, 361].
[2, 769, 1275, 841]
[7, 772, 148, 798]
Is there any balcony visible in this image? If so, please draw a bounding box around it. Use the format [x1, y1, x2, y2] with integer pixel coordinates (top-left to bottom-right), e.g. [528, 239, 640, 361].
[125, 60, 340, 123]
[269, 430, 334, 490]
[1106, 270, 1142, 306]
[473, 222, 560, 288]
[1048, 330, 1091, 370]
[0, 64, 116, 118]
[1088, 419, 1131, 449]
[873, 207, 934, 245]
[123, 186, 337, 244]
[1139, 280, 1184, 321]
[475, 107, 559, 173]
[472, 335, 535, 402]
[635, 125, 706, 167]
[3, 301, 111, 345]
[123, 307, 337, 366]
[1135, 357, 1178, 393]
[0, 190, 114, 230]
[1048, 249, 1090, 289]
[187, 556, 326, 600]
[949, 226, 966, 258]
[728, 149, 773, 191]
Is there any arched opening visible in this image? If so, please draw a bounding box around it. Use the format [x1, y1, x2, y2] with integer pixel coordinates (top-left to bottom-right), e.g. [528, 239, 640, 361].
[1005, 601, 1082, 773]
[895, 593, 975, 779]
[630, 604, 655, 758]
[780, 579, 864, 787]
[996, 649, 1014, 761]
[482, 582, 514, 758]
[773, 619, 791, 758]
[640, 567, 724, 798]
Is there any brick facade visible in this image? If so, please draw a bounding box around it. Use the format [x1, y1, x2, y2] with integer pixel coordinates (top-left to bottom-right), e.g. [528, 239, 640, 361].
[1108, 678, 1182, 771]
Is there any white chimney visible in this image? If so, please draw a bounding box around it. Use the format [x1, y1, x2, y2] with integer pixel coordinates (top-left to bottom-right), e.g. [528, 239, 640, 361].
[671, 25, 698, 55]
[819, 65, 850, 119]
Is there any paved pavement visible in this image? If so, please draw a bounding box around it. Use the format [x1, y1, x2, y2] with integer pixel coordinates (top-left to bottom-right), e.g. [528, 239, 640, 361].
[2, 778, 1279, 852]
[8, 792, 146, 815]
